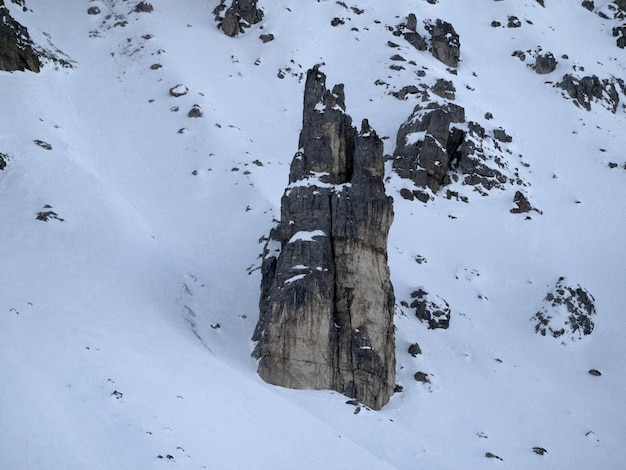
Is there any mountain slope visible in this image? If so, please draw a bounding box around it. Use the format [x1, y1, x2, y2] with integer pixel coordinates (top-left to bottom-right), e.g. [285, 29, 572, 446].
[1, 1, 625, 468]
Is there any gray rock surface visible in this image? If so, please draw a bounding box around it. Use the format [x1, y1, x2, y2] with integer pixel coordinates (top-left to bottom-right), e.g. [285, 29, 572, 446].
[534, 52, 557, 74]
[214, 0, 263, 37]
[556, 74, 622, 112]
[0, 0, 40, 72]
[426, 19, 460, 67]
[253, 68, 396, 410]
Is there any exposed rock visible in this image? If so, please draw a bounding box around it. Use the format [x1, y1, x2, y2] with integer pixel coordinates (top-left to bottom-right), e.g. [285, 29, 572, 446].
[87, 6, 101, 15]
[532, 447, 548, 456]
[393, 99, 525, 200]
[510, 190, 532, 213]
[34, 139, 52, 150]
[493, 128, 512, 143]
[414, 371, 430, 384]
[534, 52, 557, 74]
[507, 16, 522, 28]
[36, 205, 64, 222]
[0, 152, 7, 170]
[133, 1, 153, 13]
[556, 74, 621, 112]
[259, 33, 274, 43]
[532, 277, 596, 343]
[588, 369, 602, 376]
[408, 343, 422, 356]
[392, 101, 464, 192]
[410, 289, 451, 329]
[431, 78, 455, 100]
[0, 0, 40, 72]
[425, 19, 460, 67]
[214, 0, 263, 37]
[406, 13, 417, 32]
[613, 24, 626, 48]
[252, 68, 396, 410]
[169, 84, 188, 97]
[582, 0, 595, 12]
[187, 104, 203, 118]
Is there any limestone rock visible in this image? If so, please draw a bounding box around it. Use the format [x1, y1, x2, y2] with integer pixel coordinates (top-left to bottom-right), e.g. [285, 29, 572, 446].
[0, 0, 40, 72]
[426, 19, 460, 67]
[214, 0, 263, 37]
[253, 68, 396, 410]
[531, 277, 596, 343]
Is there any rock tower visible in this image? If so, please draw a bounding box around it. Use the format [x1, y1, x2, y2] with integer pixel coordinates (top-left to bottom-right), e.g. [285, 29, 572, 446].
[252, 68, 396, 410]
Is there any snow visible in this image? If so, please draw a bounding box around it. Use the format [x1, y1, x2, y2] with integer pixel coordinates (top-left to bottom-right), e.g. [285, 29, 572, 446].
[288, 230, 326, 243]
[0, 0, 625, 469]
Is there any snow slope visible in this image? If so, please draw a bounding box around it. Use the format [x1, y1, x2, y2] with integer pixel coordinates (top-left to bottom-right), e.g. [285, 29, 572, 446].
[1, 1, 625, 468]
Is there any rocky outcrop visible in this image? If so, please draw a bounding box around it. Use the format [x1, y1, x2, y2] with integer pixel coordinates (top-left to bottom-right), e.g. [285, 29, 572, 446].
[532, 277, 596, 343]
[0, 0, 40, 72]
[252, 68, 396, 410]
[410, 289, 451, 330]
[556, 74, 623, 112]
[214, 0, 263, 37]
[426, 19, 460, 67]
[392, 98, 523, 200]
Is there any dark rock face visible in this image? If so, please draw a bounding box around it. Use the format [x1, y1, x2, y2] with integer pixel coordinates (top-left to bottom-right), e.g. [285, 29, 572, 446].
[425, 19, 460, 67]
[253, 68, 396, 410]
[0, 152, 8, 170]
[214, 0, 263, 37]
[510, 190, 532, 213]
[392, 98, 521, 198]
[392, 102, 465, 192]
[556, 74, 622, 112]
[133, 1, 153, 13]
[582, 0, 595, 12]
[410, 289, 451, 329]
[532, 277, 596, 343]
[0, 0, 40, 72]
[534, 53, 557, 74]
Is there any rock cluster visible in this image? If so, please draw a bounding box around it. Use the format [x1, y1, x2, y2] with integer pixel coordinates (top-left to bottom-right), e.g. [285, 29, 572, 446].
[392, 98, 523, 200]
[393, 15, 460, 68]
[252, 68, 396, 410]
[409, 289, 451, 330]
[214, 0, 263, 37]
[531, 277, 596, 343]
[0, 0, 40, 72]
[556, 74, 624, 112]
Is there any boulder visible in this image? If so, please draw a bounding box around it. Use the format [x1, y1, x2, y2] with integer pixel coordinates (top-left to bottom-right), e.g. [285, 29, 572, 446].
[426, 19, 460, 67]
[534, 52, 557, 74]
[253, 68, 396, 410]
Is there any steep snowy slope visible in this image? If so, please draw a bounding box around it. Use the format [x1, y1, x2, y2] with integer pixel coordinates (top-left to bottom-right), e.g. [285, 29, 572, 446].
[1, 1, 625, 469]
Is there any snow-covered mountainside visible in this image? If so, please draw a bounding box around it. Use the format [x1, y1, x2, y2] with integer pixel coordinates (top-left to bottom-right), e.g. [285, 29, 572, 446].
[1, 1, 625, 468]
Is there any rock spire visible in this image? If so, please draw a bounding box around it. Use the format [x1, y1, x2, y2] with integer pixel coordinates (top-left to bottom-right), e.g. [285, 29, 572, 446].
[252, 68, 396, 410]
